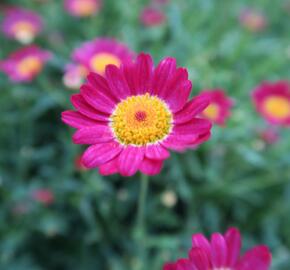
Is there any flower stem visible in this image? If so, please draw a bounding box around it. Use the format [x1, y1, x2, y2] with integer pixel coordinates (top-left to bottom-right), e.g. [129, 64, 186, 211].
[136, 173, 149, 270]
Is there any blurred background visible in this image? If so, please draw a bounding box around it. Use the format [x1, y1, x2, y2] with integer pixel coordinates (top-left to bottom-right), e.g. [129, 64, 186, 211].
[1, 0, 290, 269]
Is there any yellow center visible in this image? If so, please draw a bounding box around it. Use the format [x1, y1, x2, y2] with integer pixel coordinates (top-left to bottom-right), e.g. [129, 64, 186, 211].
[12, 21, 36, 43]
[74, 0, 96, 16]
[17, 56, 43, 77]
[110, 93, 172, 146]
[263, 96, 290, 119]
[90, 53, 121, 75]
[203, 103, 220, 120]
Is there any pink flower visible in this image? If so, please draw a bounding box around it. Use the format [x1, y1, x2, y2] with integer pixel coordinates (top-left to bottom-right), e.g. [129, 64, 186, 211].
[252, 81, 290, 126]
[62, 53, 212, 176]
[72, 38, 135, 76]
[0, 45, 51, 82]
[140, 6, 166, 27]
[163, 227, 272, 270]
[199, 89, 234, 126]
[32, 189, 54, 206]
[259, 127, 279, 144]
[1, 7, 43, 44]
[64, 0, 102, 17]
[63, 63, 89, 90]
[239, 9, 267, 32]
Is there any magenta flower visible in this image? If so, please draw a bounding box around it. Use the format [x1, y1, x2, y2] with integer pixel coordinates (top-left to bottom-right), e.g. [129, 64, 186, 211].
[1, 7, 43, 44]
[62, 53, 212, 176]
[239, 9, 267, 32]
[72, 38, 135, 76]
[64, 0, 102, 17]
[259, 128, 279, 145]
[140, 6, 166, 27]
[63, 63, 89, 90]
[199, 89, 234, 126]
[252, 81, 290, 126]
[0, 45, 51, 82]
[32, 189, 54, 206]
[164, 227, 272, 270]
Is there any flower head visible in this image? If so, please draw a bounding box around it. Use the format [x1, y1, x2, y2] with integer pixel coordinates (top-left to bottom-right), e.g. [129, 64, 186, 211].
[1, 7, 43, 44]
[62, 53, 212, 176]
[72, 38, 135, 76]
[259, 127, 279, 144]
[252, 81, 290, 126]
[239, 8, 267, 32]
[0, 45, 51, 82]
[32, 189, 54, 206]
[63, 63, 89, 90]
[199, 89, 234, 126]
[164, 227, 272, 270]
[64, 0, 102, 17]
[140, 6, 166, 27]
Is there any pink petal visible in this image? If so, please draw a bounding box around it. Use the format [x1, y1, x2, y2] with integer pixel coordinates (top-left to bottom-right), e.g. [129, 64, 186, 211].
[134, 53, 154, 95]
[71, 94, 109, 121]
[122, 62, 137, 95]
[61, 110, 100, 128]
[187, 132, 211, 149]
[173, 118, 212, 136]
[151, 57, 176, 96]
[236, 246, 272, 270]
[189, 247, 211, 270]
[225, 227, 241, 267]
[82, 141, 122, 168]
[105, 65, 131, 100]
[161, 134, 199, 151]
[163, 263, 177, 270]
[72, 126, 113, 144]
[175, 259, 194, 270]
[139, 158, 163, 175]
[192, 234, 211, 255]
[118, 146, 145, 176]
[174, 95, 210, 124]
[145, 144, 170, 160]
[98, 157, 119, 176]
[80, 84, 116, 114]
[211, 233, 228, 268]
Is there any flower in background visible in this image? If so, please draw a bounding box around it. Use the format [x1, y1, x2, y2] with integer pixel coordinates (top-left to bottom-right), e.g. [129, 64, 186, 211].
[140, 6, 166, 27]
[199, 89, 234, 126]
[259, 127, 279, 145]
[72, 38, 135, 76]
[63, 63, 89, 90]
[252, 81, 290, 126]
[239, 8, 267, 32]
[0, 45, 51, 82]
[32, 189, 54, 206]
[62, 53, 212, 176]
[164, 227, 272, 270]
[1, 7, 43, 44]
[64, 0, 102, 17]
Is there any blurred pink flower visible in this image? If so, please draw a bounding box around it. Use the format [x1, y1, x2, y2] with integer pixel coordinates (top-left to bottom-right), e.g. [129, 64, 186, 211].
[252, 81, 290, 126]
[1, 7, 43, 44]
[240, 9, 267, 32]
[62, 53, 211, 176]
[259, 128, 279, 145]
[0, 45, 51, 83]
[199, 89, 234, 126]
[140, 6, 166, 27]
[32, 189, 54, 206]
[164, 227, 272, 270]
[63, 63, 89, 90]
[64, 0, 102, 17]
[72, 38, 135, 76]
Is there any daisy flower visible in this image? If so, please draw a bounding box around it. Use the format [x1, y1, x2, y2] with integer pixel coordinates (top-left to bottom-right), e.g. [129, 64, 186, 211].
[1, 7, 43, 44]
[0, 45, 51, 82]
[164, 227, 272, 270]
[72, 38, 135, 76]
[62, 53, 212, 176]
[64, 0, 102, 17]
[63, 63, 89, 90]
[199, 89, 234, 126]
[239, 8, 267, 32]
[252, 81, 290, 126]
[140, 6, 166, 27]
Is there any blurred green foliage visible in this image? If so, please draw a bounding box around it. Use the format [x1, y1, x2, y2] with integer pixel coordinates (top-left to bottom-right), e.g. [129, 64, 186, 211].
[1, 0, 290, 269]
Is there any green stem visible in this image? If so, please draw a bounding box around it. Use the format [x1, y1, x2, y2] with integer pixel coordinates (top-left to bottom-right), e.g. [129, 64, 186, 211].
[136, 173, 149, 270]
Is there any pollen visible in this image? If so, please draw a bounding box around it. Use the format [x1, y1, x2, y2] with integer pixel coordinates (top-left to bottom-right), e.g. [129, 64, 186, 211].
[110, 93, 172, 146]
[203, 102, 219, 120]
[12, 21, 35, 43]
[263, 95, 290, 119]
[90, 53, 121, 75]
[17, 56, 43, 76]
